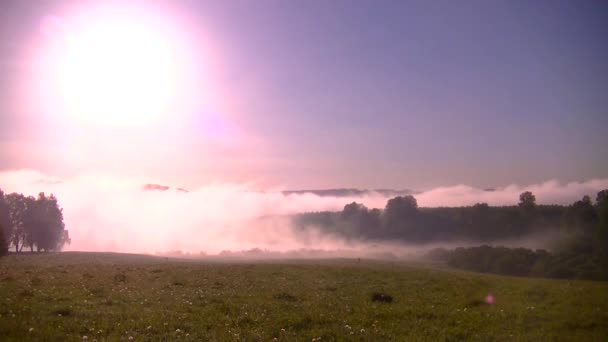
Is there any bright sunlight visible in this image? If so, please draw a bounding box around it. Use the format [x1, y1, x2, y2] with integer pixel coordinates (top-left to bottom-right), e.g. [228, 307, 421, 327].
[36, 4, 193, 126]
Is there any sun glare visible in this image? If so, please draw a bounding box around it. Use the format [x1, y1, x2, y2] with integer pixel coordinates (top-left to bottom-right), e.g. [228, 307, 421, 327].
[36, 4, 194, 126]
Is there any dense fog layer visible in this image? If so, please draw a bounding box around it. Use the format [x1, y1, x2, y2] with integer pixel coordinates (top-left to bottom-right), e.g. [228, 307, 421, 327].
[1, 169, 607, 254]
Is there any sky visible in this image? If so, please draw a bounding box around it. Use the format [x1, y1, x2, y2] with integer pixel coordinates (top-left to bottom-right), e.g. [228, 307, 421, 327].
[1, 0, 607, 191]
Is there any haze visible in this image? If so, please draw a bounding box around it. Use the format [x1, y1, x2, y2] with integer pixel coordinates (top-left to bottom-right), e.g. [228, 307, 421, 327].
[1, 0, 607, 254]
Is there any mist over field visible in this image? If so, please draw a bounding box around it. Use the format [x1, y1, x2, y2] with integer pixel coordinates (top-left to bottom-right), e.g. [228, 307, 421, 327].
[1, 169, 606, 255]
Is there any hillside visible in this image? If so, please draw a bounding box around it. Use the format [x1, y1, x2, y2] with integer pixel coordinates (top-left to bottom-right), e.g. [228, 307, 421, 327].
[1, 252, 606, 341]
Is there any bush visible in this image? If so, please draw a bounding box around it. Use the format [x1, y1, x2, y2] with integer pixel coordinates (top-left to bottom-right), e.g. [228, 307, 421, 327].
[371, 292, 393, 303]
[445, 245, 608, 281]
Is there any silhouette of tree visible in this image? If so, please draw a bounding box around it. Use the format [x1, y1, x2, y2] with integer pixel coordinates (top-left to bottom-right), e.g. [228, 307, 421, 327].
[563, 195, 597, 235]
[0, 223, 7, 257]
[0, 191, 69, 253]
[38, 193, 69, 251]
[597, 190, 608, 244]
[518, 191, 536, 210]
[341, 202, 367, 220]
[382, 195, 418, 237]
[0, 189, 10, 249]
[597, 190, 608, 207]
[384, 196, 418, 218]
[5, 193, 28, 252]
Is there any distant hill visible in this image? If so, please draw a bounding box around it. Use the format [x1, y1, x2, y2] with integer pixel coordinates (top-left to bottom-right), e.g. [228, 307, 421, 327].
[142, 183, 189, 193]
[141, 184, 413, 197]
[282, 188, 415, 197]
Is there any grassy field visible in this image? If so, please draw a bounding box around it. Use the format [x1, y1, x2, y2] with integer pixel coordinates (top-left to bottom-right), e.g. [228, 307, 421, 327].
[0, 253, 607, 341]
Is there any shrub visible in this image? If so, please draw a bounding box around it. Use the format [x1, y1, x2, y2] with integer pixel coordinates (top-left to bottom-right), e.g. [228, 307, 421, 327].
[371, 292, 393, 303]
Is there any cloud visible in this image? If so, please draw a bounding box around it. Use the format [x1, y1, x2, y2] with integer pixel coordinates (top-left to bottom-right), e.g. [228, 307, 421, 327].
[1, 169, 607, 254]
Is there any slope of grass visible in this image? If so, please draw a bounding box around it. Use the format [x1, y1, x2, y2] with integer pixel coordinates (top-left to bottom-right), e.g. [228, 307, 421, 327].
[1, 252, 607, 341]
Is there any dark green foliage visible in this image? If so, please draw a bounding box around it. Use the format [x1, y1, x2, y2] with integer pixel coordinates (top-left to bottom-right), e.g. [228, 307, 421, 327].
[293, 191, 563, 243]
[0, 224, 8, 257]
[0, 190, 10, 248]
[443, 244, 607, 281]
[435, 191, 608, 281]
[518, 191, 536, 210]
[296, 190, 608, 281]
[597, 190, 608, 246]
[445, 246, 550, 277]
[295, 191, 608, 245]
[0, 188, 69, 253]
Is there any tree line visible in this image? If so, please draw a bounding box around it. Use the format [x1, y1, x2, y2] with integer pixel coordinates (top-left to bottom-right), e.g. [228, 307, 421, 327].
[293, 190, 608, 280]
[0, 188, 70, 256]
[429, 239, 608, 281]
[293, 190, 608, 245]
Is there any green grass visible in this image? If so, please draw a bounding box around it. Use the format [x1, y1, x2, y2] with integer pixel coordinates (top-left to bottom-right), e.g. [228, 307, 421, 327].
[1, 252, 607, 341]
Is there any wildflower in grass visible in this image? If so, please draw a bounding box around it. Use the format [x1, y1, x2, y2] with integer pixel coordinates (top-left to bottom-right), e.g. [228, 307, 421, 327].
[176, 329, 181, 333]
[485, 294, 496, 305]
[29, 328, 34, 332]
[82, 336, 88, 340]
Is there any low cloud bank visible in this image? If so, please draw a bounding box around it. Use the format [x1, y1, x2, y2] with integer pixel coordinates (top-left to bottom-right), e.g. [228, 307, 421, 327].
[1, 170, 606, 254]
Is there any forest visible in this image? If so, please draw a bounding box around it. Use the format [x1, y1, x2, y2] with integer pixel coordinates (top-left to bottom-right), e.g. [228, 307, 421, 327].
[293, 190, 608, 280]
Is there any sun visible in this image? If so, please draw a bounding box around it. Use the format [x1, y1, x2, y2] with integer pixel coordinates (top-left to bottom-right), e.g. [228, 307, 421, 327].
[37, 5, 192, 126]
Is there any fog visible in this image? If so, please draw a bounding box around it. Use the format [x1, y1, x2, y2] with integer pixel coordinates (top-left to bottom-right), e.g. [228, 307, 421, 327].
[1, 169, 607, 255]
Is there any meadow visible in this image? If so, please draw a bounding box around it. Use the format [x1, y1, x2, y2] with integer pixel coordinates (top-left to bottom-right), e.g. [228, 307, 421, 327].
[0, 252, 607, 341]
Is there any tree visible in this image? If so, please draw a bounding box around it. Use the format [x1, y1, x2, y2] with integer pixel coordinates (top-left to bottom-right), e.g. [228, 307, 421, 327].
[22, 195, 38, 252]
[0, 223, 7, 257]
[519, 191, 536, 210]
[341, 202, 367, 220]
[26, 193, 69, 252]
[562, 195, 597, 235]
[382, 196, 418, 238]
[597, 190, 608, 207]
[1, 192, 69, 253]
[39, 193, 69, 251]
[5, 193, 28, 252]
[597, 189, 608, 245]
[0, 189, 11, 249]
[385, 196, 418, 217]
[468, 203, 492, 239]
[0, 189, 11, 254]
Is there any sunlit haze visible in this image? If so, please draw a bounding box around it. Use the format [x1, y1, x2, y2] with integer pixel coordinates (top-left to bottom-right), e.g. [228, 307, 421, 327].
[1, 2, 608, 339]
[1, 0, 607, 253]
